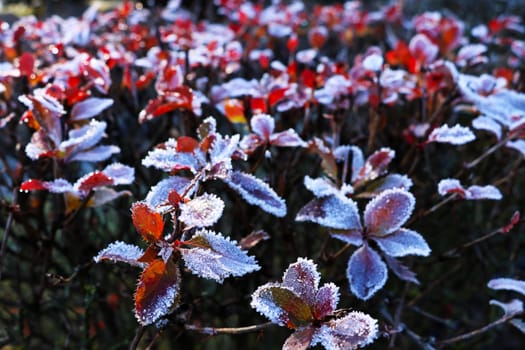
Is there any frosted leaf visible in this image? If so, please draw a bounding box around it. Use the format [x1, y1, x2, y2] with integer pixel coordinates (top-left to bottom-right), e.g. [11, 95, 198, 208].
[251, 282, 291, 326]
[488, 278, 525, 296]
[364, 189, 415, 236]
[506, 140, 525, 158]
[209, 134, 239, 168]
[224, 171, 286, 217]
[102, 163, 135, 185]
[409, 33, 439, 64]
[383, 254, 419, 284]
[437, 178, 465, 197]
[355, 148, 395, 184]
[90, 188, 131, 207]
[304, 176, 339, 197]
[296, 195, 362, 231]
[134, 260, 180, 325]
[60, 120, 107, 152]
[373, 228, 431, 257]
[282, 258, 320, 306]
[93, 241, 144, 267]
[489, 299, 524, 317]
[283, 327, 315, 350]
[472, 116, 502, 139]
[466, 185, 502, 200]
[70, 97, 114, 121]
[180, 229, 260, 283]
[179, 193, 225, 227]
[510, 319, 525, 334]
[74, 171, 113, 193]
[357, 174, 413, 198]
[330, 229, 364, 246]
[142, 144, 201, 173]
[334, 145, 365, 183]
[145, 176, 192, 212]
[347, 245, 388, 300]
[69, 145, 120, 162]
[427, 124, 475, 145]
[362, 54, 384, 71]
[25, 130, 52, 160]
[197, 116, 217, 139]
[314, 283, 340, 320]
[312, 311, 379, 350]
[239, 230, 270, 250]
[44, 179, 75, 193]
[270, 129, 307, 148]
[251, 113, 275, 139]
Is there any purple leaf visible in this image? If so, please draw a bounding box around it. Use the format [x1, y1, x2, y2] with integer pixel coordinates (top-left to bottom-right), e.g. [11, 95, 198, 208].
[93, 241, 144, 267]
[330, 229, 364, 246]
[283, 327, 315, 350]
[312, 311, 379, 350]
[383, 254, 420, 284]
[472, 116, 502, 139]
[314, 283, 340, 320]
[224, 170, 286, 217]
[364, 188, 415, 236]
[270, 129, 306, 148]
[488, 278, 525, 296]
[70, 97, 114, 121]
[347, 245, 388, 300]
[373, 228, 431, 257]
[296, 195, 362, 231]
[180, 229, 260, 283]
[427, 124, 476, 145]
[179, 193, 225, 227]
[282, 258, 320, 306]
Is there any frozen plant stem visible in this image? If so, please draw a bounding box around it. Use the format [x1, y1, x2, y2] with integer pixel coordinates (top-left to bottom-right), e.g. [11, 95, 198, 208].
[464, 135, 511, 170]
[435, 311, 523, 348]
[185, 322, 274, 335]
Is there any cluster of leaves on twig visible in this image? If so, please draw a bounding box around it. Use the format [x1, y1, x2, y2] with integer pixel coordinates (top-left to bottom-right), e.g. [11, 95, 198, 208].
[1, 0, 525, 349]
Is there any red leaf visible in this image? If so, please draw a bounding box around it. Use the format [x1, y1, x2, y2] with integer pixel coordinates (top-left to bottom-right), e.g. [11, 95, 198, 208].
[268, 87, 288, 107]
[18, 52, 35, 77]
[364, 189, 415, 236]
[137, 245, 159, 264]
[135, 259, 180, 325]
[138, 87, 193, 123]
[20, 179, 47, 191]
[132, 202, 164, 243]
[176, 136, 199, 153]
[77, 171, 113, 193]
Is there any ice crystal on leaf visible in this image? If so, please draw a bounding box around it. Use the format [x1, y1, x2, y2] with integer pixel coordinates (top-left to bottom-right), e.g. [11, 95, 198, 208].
[427, 124, 476, 145]
[93, 241, 145, 267]
[144, 176, 192, 212]
[179, 193, 225, 227]
[251, 258, 377, 349]
[296, 188, 430, 300]
[180, 229, 260, 283]
[488, 278, 525, 334]
[438, 178, 502, 200]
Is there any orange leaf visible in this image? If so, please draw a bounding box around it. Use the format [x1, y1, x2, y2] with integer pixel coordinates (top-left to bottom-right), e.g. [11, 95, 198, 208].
[224, 98, 247, 124]
[132, 202, 164, 243]
[135, 259, 180, 325]
[176, 136, 199, 153]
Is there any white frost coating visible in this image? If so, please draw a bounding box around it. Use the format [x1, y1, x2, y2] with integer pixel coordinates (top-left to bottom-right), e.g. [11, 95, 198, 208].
[506, 140, 525, 158]
[347, 245, 388, 301]
[70, 97, 114, 121]
[472, 116, 502, 139]
[373, 229, 431, 257]
[311, 311, 379, 350]
[102, 163, 135, 185]
[142, 146, 200, 173]
[362, 54, 383, 72]
[135, 265, 181, 325]
[93, 241, 144, 267]
[330, 230, 364, 246]
[209, 134, 239, 169]
[69, 145, 120, 162]
[296, 195, 362, 231]
[179, 193, 225, 227]
[270, 129, 307, 148]
[437, 178, 463, 196]
[488, 278, 525, 296]
[60, 120, 107, 151]
[364, 188, 415, 236]
[282, 258, 320, 305]
[145, 176, 192, 211]
[304, 176, 339, 197]
[250, 282, 290, 326]
[44, 179, 75, 193]
[438, 178, 502, 200]
[314, 283, 340, 319]
[251, 113, 275, 138]
[371, 174, 413, 194]
[427, 124, 476, 145]
[180, 229, 260, 283]
[224, 171, 287, 217]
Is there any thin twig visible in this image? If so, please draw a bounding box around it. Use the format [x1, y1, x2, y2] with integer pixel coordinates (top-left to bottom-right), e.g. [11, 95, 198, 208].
[129, 326, 146, 350]
[185, 321, 273, 335]
[0, 189, 18, 281]
[435, 311, 522, 348]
